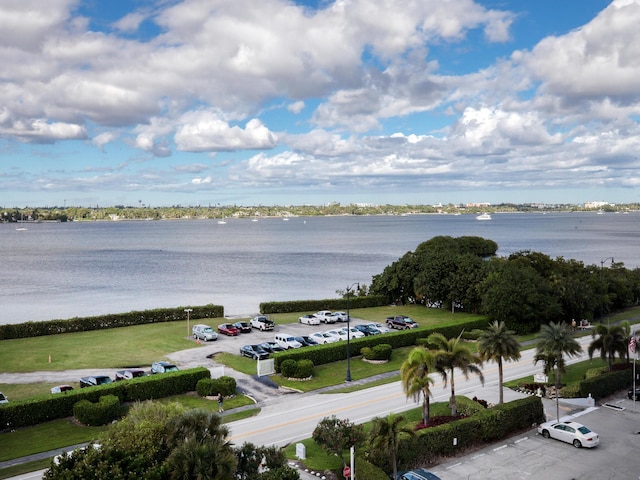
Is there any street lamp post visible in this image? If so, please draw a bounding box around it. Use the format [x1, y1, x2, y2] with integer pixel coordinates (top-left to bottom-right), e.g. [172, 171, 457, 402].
[184, 308, 193, 337]
[600, 257, 614, 323]
[345, 282, 359, 382]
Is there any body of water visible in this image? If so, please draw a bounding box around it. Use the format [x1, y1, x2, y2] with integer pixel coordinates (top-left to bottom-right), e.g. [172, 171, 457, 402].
[2, 212, 639, 324]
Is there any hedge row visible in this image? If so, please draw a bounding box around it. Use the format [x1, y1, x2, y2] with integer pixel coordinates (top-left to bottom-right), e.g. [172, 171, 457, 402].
[272, 317, 489, 371]
[259, 295, 389, 314]
[0, 367, 211, 430]
[578, 367, 633, 399]
[0, 305, 224, 340]
[196, 376, 237, 397]
[393, 395, 544, 470]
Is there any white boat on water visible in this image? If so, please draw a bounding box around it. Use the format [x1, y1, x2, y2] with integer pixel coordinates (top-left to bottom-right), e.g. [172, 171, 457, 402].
[476, 213, 492, 221]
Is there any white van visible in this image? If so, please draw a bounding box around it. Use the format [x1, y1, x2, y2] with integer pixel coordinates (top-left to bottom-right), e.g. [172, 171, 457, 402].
[274, 333, 302, 349]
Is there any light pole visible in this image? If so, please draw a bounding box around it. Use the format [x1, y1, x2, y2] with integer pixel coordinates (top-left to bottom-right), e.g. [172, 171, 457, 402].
[184, 308, 193, 337]
[345, 282, 359, 382]
[600, 257, 614, 323]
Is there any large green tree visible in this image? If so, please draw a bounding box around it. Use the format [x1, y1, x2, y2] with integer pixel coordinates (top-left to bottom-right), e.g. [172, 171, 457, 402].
[534, 322, 582, 420]
[588, 324, 628, 371]
[477, 321, 521, 404]
[400, 347, 435, 425]
[427, 332, 484, 416]
[312, 416, 365, 467]
[368, 413, 415, 480]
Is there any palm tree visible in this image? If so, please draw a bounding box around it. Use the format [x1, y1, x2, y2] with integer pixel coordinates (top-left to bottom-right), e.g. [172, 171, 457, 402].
[427, 332, 484, 416]
[477, 321, 522, 404]
[534, 321, 582, 420]
[588, 323, 628, 370]
[401, 347, 435, 425]
[368, 413, 415, 480]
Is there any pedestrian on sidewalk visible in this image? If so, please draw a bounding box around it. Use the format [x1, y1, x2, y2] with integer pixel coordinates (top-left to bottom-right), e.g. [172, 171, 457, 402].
[217, 393, 224, 413]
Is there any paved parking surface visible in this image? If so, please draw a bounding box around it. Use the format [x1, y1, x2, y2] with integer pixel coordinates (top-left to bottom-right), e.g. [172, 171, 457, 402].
[429, 395, 640, 480]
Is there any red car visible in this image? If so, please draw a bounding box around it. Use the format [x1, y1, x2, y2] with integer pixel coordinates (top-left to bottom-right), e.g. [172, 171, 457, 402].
[218, 323, 240, 336]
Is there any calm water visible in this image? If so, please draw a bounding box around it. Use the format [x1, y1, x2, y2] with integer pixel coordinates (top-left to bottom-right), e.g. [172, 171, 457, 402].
[2, 212, 639, 324]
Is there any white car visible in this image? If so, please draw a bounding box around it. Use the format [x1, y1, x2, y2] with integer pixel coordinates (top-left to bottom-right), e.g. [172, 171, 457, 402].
[340, 327, 365, 339]
[366, 322, 390, 333]
[298, 314, 320, 325]
[310, 331, 339, 344]
[325, 329, 349, 341]
[537, 420, 599, 448]
[315, 310, 336, 323]
[330, 311, 348, 322]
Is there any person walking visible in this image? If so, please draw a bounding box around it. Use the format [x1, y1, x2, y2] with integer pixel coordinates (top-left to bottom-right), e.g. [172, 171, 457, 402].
[217, 393, 224, 413]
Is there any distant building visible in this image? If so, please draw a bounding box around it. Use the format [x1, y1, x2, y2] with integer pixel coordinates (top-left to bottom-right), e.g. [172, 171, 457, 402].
[465, 202, 491, 208]
[584, 201, 610, 209]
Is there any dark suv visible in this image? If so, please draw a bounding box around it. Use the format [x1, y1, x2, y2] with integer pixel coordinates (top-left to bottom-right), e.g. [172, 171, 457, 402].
[80, 375, 113, 388]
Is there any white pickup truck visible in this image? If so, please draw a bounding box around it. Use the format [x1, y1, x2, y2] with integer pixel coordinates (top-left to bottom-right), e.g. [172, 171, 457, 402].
[250, 315, 275, 331]
[315, 310, 337, 324]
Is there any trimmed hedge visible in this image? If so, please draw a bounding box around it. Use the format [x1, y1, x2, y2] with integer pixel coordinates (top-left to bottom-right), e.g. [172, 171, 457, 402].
[0, 305, 224, 340]
[259, 295, 388, 314]
[0, 367, 210, 430]
[391, 395, 544, 470]
[578, 367, 633, 399]
[273, 317, 489, 371]
[361, 344, 392, 361]
[196, 376, 237, 397]
[73, 395, 121, 426]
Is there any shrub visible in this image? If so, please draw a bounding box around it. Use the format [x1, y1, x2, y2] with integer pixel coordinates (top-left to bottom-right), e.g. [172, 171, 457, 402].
[295, 359, 314, 378]
[280, 359, 297, 378]
[196, 375, 237, 397]
[362, 344, 392, 361]
[73, 395, 120, 426]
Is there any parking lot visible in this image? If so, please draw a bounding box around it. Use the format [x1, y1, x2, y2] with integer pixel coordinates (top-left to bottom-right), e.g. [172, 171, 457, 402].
[429, 395, 640, 480]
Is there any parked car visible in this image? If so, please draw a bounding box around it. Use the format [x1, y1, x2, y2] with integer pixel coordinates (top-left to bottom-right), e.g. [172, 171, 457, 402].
[628, 387, 640, 401]
[258, 341, 286, 353]
[240, 344, 270, 360]
[326, 329, 349, 341]
[50, 385, 74, 394]
[315, 310, 336, 324]
[330, 311, 348, 322]
[386, 315, 419, 329]
[218, 323, 240, 336]
[295, 335, 319, 346]
[80, 375, 113, 388]
[250, 315, 275, 331]
[537, 420, 599, 448]
[233, 321, 252, 333]
[309, 331, 339, 344]
[340, 327, 365, 339]
[398, 468, 442, 480]
[274, 333, 303, 349]
[115, 369, 147, 381]
[354, 324, 381, 336]
[150, 361, 179, 374]
[366, 322, 390, 333]
[0, 392, 8, 404]
[192, 324, 218, 342]
[298, 314, 320, 325]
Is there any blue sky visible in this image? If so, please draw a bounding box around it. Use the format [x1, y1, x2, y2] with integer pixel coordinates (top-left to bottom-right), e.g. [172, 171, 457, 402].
[2, 0, 638, 208]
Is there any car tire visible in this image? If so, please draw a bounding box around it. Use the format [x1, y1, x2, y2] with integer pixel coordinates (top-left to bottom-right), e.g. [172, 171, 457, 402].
[573, 440, 582, 448]
[541, 430, 550, 439]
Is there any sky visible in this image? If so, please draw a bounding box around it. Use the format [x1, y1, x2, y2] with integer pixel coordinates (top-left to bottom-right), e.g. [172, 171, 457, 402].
[2, 0, 639, 208]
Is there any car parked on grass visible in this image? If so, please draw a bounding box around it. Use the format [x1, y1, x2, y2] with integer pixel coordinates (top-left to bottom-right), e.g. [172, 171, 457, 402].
[354, 324, 381, 336]
[150, 361, 179, 374]
[218, 323, 240, 336]
[80, 375, 113, 388]
[537, 420, 599, 448]
[192, 324, 218, 342]
[315, 310, 336, 323]
[386, 315, 419, 330]
[399, 468, 442, 480]
[50, 385, 74, 394]
[250, 315, 275, 331]
[115, 369, 148, 381]
[309, 331, 339, 344]
[0, 392, 8, 404]
[258, 341, 286, 353]
[298, 314, 320, 325]
[240, 344, 270, 360]
[233, 321, 252, 333]
[295, 335, 319, 347]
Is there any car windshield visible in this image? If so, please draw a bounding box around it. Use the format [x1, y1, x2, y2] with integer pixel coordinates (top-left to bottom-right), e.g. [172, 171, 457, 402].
[203, 327, 214, 333]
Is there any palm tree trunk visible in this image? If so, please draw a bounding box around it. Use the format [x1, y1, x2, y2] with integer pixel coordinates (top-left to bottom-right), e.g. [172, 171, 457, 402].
[450, 368, 457, 416]
[498, 358, 504, 404]
[555, 365, 561, 421]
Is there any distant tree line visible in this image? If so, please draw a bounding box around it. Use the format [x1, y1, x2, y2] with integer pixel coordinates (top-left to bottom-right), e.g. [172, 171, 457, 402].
[369, 236, 640, 333]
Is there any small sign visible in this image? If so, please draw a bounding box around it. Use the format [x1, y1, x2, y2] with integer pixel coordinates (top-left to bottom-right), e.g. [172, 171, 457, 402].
[343, 466, 351, 478]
